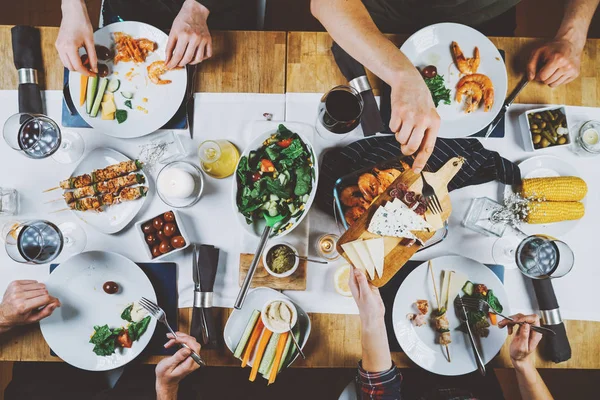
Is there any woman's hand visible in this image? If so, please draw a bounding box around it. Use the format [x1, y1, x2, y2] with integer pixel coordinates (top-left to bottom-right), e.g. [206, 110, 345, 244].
[0, 280, 60, 333]
[499, 313, 543, 371]
[155, 332, 202, 398]
[165, 0, 213, 69]
[348, 266, 385, 323]
[56, 0, 97, 76]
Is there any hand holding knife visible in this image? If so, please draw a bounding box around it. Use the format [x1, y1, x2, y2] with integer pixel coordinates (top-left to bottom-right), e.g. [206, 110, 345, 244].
[484, 75, 530, 138]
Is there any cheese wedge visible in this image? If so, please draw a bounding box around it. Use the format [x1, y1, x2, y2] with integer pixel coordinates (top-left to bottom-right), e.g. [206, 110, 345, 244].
[340, 242, 367, 274]
[364, 238, 384, 278]
[353, 240, 376, 280]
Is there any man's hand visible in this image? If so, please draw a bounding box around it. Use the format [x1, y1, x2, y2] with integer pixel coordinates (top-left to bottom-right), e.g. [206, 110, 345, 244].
[165, 0, 213, 69]
[527, 39, 582, 88]
[389, 70, 440, 173]
[56, 0, 97, 76]
[156, 332, 201, 399]
[348, 267, 385, 322]
[499, 314, 543, 371]
[0, 280, 60, 333]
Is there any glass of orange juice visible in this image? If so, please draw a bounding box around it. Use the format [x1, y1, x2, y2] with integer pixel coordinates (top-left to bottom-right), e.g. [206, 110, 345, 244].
[198, 140, 240, 179]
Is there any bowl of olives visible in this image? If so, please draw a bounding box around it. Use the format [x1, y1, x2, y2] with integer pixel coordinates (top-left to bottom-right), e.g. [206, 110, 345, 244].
[519, 106, 571, 152]
[135, 210, 190, 260]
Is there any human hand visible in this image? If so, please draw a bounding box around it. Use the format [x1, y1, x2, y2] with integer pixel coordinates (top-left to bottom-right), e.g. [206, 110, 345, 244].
[527, 38, 582, 88]
[349, 267, 385, 324]
[55, 0, 97, 76]
[156, 332, 202, 394]
[0, 280, 60, 333]
[165, 0, 213, 69]
[499, 314, 543, 371]
[389, 69, 440, 173]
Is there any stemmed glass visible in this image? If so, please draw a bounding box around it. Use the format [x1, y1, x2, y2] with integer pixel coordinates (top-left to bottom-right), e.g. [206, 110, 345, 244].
[3, 113, 84, 164]
[4, 220, 87, 264]
[315, 85, 364, 141]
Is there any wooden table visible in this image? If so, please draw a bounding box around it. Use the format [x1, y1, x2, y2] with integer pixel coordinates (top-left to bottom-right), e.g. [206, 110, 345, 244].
[1, 26, 599, 370]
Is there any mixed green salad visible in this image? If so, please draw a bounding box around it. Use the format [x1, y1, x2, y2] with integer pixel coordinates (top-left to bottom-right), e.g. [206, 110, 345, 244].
[425, 75, 452, 108]
[236, 124, 315, 233]
[460, 281, 503, 338]
[89, 303, 152, 356]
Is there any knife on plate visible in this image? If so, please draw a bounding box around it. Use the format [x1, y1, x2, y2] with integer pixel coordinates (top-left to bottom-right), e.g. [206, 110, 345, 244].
[190, 244, 220, 349]
[456, 295, 486, 376]
[185, 64, 198, 139]
[484, 75, 530, 138]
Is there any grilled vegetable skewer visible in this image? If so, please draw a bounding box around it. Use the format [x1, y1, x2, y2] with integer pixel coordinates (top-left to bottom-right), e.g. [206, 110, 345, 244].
[429, 261, 451, 362]
[45, 160, 143, 192]
[63, 173, 145, 203]
[68, 187, 148, 212]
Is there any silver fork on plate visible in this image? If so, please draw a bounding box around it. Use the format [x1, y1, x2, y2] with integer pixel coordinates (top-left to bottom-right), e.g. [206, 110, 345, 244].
[139, 297, 206, 367]
[461, 297, 555, 336]
[420, 172, 442, 214]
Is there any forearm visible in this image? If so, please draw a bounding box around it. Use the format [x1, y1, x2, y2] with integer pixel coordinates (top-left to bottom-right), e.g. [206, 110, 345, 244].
[156, 384, 178, 400]
[514, 361, 553, 400]
[360, 317, 392, 372]
[310, 0, 416, 87]
[556, 0, 600, 49]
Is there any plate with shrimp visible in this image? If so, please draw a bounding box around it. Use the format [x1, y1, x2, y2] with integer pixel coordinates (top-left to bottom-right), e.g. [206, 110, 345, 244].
[400, 23, 508, 138]
[392, 255, 509, 376]
[68, 21, 187, 138]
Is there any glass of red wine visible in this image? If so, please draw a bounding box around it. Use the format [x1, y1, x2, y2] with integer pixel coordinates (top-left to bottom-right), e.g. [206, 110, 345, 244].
[316, 85, 364, 141]
[3, 113, 85, 164]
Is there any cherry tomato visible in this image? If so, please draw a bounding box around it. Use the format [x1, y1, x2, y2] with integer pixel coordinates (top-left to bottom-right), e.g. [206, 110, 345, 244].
[142, 222, 155, 234]
[80, 54, 90, 67]
[94, 45, 112, 61]
[277, 138, 293, 148]
[159, 241, 173, 254]
[251, 172, 262, 182]
[156, 229, 167, 242]
[421, 65, 438, 79]
[151, 245, 162, 258]
[171, 235, 186, 249]
[97, 64, 110, 78]
[163, 223, 177, 237]
[153, 217, 164, 230]
[260, 159, 275, 173]
[163, 211, 175, 222]
[145, 233, 157, 246]
[102, 281, 119, 294]
[116, 330, 132, 348]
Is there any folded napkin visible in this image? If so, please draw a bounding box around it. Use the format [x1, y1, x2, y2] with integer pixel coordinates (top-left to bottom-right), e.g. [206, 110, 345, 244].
[331, 42, 385, 136]
[49, 262, 177, 357]
[379, 260, 505, 352]
[11, 26, 44, 115]
[190, 244, 221, 349]
[316, 135, 521, 214]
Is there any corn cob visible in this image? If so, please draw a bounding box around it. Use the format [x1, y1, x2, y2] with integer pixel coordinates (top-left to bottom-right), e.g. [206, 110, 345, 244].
[521, 177, 587, 202]
[525, 201, 585, 224]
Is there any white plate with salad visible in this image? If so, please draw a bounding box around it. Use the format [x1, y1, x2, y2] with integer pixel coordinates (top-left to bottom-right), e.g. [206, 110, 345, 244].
[223, 287, 311, 383]
[40, 251, 157, 371]
[68, 21, 187, 138]
[392, 255, 509, 376]
[232, 123, 319, 238]
[400, 23, 508, 138]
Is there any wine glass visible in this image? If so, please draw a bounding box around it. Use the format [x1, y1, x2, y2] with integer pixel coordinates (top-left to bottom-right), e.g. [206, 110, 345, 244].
[3, 113, 85, 164]
[315, 85, 363, 141]
[4, 220, 86, 264]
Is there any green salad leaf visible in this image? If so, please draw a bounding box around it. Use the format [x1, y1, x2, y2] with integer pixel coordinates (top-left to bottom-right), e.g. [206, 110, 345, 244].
[486, 290, 503, 313]
[294, 165, 312, 196]
[128, 316, 152, 341]
[121, 304, 133, 322]
[282, 139, 305, 160]
[424, 75, 451, 107]
[90, 324, 122, 356]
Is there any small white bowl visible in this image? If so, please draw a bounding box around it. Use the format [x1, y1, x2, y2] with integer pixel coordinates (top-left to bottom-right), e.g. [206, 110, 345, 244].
[156, 161, 204, 208]
[519, 106, 572, 152]
[262, 242, 299, 278]
[135, 210, 190, 261]
[261, 298, 298, 334]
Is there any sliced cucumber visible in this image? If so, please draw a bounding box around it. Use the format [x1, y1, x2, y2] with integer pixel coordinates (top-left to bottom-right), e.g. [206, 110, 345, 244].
[89, 77, 109, 118]
[86, 76, 98, 114]
[107, 78, 120, 93]
[462, 281, 474, 296]
[258, 333, 281, 377]
[233, 310, 260, 359]
[120, 91, 134, 99]
[269, 194, 279, 201]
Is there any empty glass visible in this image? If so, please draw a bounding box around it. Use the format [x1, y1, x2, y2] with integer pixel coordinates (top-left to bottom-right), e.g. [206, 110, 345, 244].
[315, 85, 363, 141]
[0, 188, 19, 216]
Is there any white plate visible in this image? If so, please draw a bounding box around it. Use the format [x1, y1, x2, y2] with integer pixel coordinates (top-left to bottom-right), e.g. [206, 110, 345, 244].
[70, 147, 149, 234]
[40, 251, 157, 371]
[503, 155, 583, 236]
[223, 287, 311, 369]
[400, 23, 508, 138]
[232, 124, 319, 238]
[392, 255, 509, 376]
[68, 21, 187, 138]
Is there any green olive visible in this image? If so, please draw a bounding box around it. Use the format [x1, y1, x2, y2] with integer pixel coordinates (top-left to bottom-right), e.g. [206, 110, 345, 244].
[532, 134, 542, 144]
[540, 121, 547, 128]
[540, 138, 550, 148]
[558, 136, 567, 145]
[531, 123, 539, 130]
[534, 113, 542, 120]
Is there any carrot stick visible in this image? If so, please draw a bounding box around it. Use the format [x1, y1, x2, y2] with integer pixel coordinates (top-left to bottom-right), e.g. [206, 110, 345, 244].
[249, 329, 272, 382]
[241, 318, 264, 368]
[268, 332, 289, 385]
[80, 74, 88, 106]
[489, 312, 497, 325]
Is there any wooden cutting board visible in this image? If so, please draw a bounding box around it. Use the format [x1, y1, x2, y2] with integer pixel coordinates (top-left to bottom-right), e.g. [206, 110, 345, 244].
[336, 157, 464, 287]
[239, 253, 307, 290]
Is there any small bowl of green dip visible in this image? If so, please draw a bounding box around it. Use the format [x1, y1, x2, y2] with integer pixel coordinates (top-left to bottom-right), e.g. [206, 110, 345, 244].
[263, 242, 299, 278]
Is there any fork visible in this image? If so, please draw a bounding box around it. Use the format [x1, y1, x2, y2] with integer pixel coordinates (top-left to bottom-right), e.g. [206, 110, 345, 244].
[139, 297, 206, 366]
[461, 297, 555, 336]
[420, 172, 442, 214]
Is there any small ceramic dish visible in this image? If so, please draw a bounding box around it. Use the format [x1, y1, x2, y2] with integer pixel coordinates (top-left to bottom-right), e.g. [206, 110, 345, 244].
[261, 298, 298, 334]
[518, 106, 571, 152]
[262, 242, 299, 278]
[156, 161, 204, 208]
[135, 210, 190, 260]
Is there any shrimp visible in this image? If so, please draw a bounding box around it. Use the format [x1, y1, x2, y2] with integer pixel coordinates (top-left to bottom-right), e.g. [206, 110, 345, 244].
[358, 173, 382, 202]
[340, 185, 369, 208]
[456, 82, 484, 113]
[457, 74, 495, 112]
[451, 41, 480, 75]
[372, 168, 402, 190]
[137, 39, 156, 53]
[344, 206, 366, 226]
[146, 61, 181, 85]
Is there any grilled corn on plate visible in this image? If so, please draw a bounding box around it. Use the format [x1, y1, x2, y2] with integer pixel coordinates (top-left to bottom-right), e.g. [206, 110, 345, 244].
[521, 177, 587, 202]
[525, 201, 585, 224]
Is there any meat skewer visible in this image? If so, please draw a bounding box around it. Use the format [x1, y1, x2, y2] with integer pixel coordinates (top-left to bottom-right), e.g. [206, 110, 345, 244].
[61, 173, 145, 204]
[53, 186, 148, 213]
[429, 260, 451, 362]
[44, 160, 143, 192]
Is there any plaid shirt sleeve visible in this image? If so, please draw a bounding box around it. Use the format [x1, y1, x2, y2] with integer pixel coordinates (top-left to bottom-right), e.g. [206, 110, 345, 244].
[356, 361, 402, 400]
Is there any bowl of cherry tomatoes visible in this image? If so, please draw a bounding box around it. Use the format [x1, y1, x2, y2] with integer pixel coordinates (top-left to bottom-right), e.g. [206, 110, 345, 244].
[135, 210, 190, 260]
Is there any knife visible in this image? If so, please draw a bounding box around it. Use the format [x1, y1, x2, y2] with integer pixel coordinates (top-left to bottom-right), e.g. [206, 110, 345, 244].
[484, 75, 530, 139]
[190, 244, 220, 349]
[456, 295, 486, 376]
[63, 82, 77, 116]
[185, 64, 198, 139]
